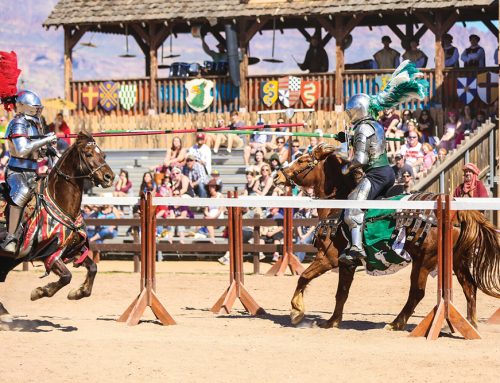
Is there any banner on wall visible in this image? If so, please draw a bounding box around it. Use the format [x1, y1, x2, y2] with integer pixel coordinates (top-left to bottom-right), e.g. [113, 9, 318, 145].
[98, 81, 120, 112]
[300, 81, 320, 107]
[476, 72, 498, 105]
[456, 77, 477, 105]
[261, 80, 278, 107]
[278, 76, 301, 107]
[185, 78, 214, 112]
[82, 85, 99, 111]
[119, 84, 137, 111]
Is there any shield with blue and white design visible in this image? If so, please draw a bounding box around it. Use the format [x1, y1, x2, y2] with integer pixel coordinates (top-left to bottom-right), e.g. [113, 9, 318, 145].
[456, 77, 477, 105]
[119, 84, 137, 111]
[99, 81, 120, 111]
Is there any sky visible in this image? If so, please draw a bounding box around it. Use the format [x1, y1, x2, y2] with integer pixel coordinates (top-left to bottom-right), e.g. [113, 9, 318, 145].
[0, 0, 498, 99]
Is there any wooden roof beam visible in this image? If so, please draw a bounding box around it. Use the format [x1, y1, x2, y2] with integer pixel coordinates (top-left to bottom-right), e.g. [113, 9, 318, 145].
[482, 19, 499, 37]
[415, 10, 458, 35]
[66, 25, 90, 51]
[241, 16, 270, 46]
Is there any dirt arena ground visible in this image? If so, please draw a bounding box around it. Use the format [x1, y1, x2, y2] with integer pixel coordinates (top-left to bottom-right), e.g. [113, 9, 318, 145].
[1, 260, 499, 383]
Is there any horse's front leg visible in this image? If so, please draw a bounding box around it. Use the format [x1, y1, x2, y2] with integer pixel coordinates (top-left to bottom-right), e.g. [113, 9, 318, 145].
[68, 256, 97, 300]
[30, 259, 72, 301]
[318, 263, 357, 328]
[0, 301, 12, 323]
[291, 249, 333, 325]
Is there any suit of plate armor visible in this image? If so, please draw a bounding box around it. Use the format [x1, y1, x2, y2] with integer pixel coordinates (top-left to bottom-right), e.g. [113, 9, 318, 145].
[1, 90, 56, 252]
[340, 94, 392, 264]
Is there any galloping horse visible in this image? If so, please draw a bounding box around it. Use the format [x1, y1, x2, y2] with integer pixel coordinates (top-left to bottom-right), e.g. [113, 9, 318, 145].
[274, 143, 500, 330]
[0, 131, 114, 320]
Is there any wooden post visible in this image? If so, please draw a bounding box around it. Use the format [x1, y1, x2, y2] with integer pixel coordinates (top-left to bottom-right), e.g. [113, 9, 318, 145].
[64, 27, 73, 102]
[334, 15, 345, 110]
[149, 46, 158, 112]
[410, 195, 481, 340]
[239, 47, 249, 111]
[212, 192, 265, 315]
[118, 192, 175, 326]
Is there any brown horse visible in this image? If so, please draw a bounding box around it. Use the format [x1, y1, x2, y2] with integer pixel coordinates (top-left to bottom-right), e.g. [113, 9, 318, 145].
[274, 143, 500, 330]
[0, 131, 114, 320]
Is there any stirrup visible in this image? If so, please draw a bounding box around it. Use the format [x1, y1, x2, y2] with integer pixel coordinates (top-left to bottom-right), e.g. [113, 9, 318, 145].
[1, 234, 18, 253]
[339, 246, 366, 265]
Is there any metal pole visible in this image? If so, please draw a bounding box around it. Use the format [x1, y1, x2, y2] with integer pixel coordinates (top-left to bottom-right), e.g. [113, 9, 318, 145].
[489, 129, 495, 189]
[464, 149, 470, 165]
[439, 172, 445, 194]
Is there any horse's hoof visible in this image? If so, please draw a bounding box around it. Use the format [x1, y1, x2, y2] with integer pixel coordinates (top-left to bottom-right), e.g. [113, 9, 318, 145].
[68, 289, 90, 300]
[316, 319, 337, 329]
[30, 288, 44, 301]
[290, 310, 305, 325]
[385, 322, 404, 331]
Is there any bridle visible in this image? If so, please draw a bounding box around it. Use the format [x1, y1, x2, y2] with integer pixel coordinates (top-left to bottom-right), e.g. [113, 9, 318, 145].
[278, 150, 320, 189]
[54, 141, 107, 185]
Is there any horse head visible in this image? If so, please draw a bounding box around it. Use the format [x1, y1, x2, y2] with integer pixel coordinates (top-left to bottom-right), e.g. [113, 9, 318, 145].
[68, 129, 115, 188]
[274, 142, 353, 199]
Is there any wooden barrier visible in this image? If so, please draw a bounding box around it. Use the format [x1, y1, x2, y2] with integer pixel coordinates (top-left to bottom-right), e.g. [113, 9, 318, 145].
[410, 195, 481, 340]
[117, 193, 175, 326]
[211, 192, 265, 315]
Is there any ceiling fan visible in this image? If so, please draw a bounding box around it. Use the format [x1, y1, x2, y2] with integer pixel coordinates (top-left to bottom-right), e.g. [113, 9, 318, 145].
[263, 18, 283, 64]
[119, 25, 136, 58]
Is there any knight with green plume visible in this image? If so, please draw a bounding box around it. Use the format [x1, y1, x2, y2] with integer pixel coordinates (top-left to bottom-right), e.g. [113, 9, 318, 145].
[339, 60, 429, 265]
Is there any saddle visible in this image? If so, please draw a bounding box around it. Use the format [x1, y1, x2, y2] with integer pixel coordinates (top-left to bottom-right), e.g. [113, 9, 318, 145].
[0, 181, 37, 241]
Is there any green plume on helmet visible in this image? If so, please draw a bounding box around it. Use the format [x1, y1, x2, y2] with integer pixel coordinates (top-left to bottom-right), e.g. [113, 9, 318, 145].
[368, 60, 429, 118]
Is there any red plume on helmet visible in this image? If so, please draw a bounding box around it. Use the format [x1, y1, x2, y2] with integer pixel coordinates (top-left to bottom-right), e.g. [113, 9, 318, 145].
[0, 51, 22, 111]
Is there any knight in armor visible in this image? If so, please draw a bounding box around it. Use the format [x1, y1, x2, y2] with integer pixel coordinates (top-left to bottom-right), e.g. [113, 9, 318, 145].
[339, 60, 429, 265]
[460, 34, 485, 68]
[1, 90, 57, 252]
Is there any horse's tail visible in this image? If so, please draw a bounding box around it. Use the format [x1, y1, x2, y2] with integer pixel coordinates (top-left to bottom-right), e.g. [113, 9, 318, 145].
[455, 210, 500, 298]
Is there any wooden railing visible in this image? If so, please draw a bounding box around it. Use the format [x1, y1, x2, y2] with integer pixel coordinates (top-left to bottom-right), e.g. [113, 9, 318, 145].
[413, 119, 498, 195]
[69, 67, 497, 115]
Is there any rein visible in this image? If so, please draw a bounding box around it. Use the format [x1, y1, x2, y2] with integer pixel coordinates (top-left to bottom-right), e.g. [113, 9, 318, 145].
[279, 151, 319, 188]
[54, 142, 106, 185]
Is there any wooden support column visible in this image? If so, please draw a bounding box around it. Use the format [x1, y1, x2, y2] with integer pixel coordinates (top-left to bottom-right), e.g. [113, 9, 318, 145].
[319, 15, 362, 110]
[63, 26, 88, 102]
[416, 11, 458, 108]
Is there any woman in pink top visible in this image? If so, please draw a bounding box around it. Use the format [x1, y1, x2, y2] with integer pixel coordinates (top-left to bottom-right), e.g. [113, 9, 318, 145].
[113, 169, 133, 196]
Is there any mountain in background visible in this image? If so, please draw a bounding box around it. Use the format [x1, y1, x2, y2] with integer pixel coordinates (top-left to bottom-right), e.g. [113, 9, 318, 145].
[0, 0, 497, 99]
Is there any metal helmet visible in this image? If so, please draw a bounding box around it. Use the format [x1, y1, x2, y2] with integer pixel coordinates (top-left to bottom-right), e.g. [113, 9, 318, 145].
[15, 90, 43, 118]
[345, 93, 371, 124]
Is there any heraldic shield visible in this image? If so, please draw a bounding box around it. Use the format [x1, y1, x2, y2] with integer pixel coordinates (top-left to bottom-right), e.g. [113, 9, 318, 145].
[119, 84, 137, 111]
[82, 85, 99, 111]
[261, 80, 278, 107]
[185, 79, 214, 112]
[278, 76, 301, 107]
[477, 72, 498, 105]
[99, 81, 120, 112]
[456, 77, 477, 105]
[300, 81, 320, 107]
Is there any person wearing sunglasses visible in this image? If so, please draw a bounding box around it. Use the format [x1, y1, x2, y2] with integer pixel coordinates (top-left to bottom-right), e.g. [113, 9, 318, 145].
[401, 171, 414, 194]
[399, 132, 424, 175]
[291, 139, 303, 161]
[253, 165, 274, 196]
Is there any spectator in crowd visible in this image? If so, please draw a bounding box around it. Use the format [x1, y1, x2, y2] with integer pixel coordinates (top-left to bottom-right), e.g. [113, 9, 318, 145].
[373, 35, 400, 69]
[242, 168, 259, 196]
[0, 116, 7, 143]
[453, 163, 489, 198]
[253, 164, 274, 196]
[210, 169, 223, 190]
[273, 136, 290, 164]
[399, 132, 424, 175]
[298, 34, 329, 73]
[171, 166, 195, 197]
[294, 205, 317, 262]
[214, 111, 245, 154]
[169, 189, 195, 243]
[461, 34, 485, 67]
[113, 169, 132, 197]
[380, 108, 402, 155]
[160, 136, 187, 172]
[188, 133, 212, 175]
[392, 153, 414, 182]
[460, 105, 474, 135]
[291, 139, 303, 161]
[440, 111, 461, 151]
[420, 142, 437, 175]
[269, 153, 282, 174]
[155, 185, 173, 243]
[262, 206, 284, 263]
[82, 204, 98, 239]
[139, 171, 157, 197]
[438, 147, 447, 162]
[471, 109, 487, 132]
[489, 100, 498, 123]
[417, 109, 436, 144]
[406, 119, 422, 142]
[401, 170, 414, 194]
[48, 113, 71, 152]
[306, 129, 324, 154]
[402, 38, 428, 68]
[183, 154, 208, 197]
[379, 107, 400, 131]
[212, 114, 227, 154]
[397, 110, 413, 133]
[89, 205, 120, 243]
[252, 149, 266, 173]
[243, 122, 268, 166]
[442, 33, 459, 68]
[202, 179, 225, 244]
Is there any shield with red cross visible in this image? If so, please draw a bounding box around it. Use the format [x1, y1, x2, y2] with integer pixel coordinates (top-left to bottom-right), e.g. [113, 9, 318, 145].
[82, 85, 99, 111]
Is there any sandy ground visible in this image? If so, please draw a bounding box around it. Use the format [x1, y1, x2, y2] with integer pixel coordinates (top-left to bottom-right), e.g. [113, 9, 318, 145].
[0, 260, 499, 383]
